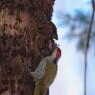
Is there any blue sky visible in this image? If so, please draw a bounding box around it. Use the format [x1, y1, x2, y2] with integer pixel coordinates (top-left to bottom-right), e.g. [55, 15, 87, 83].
[50, 0, 95, 95]
[53, 0, 91, 13]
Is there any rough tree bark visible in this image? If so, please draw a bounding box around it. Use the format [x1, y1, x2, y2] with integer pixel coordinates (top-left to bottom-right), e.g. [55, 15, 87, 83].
[0, 0, 58, 95]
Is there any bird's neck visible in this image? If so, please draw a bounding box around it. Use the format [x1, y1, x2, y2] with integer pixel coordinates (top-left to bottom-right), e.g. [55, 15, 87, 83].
[46, 56, 57, 64]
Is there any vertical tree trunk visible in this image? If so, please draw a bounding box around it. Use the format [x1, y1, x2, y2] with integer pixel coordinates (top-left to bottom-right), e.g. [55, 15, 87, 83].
[0, 0, 58, 95]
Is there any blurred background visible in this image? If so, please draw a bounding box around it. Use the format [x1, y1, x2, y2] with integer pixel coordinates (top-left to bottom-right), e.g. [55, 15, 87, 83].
[50, 0, 95, 95]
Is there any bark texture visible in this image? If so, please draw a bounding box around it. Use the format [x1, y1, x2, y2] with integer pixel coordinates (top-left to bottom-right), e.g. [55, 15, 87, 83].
[0, 0, 58, 95]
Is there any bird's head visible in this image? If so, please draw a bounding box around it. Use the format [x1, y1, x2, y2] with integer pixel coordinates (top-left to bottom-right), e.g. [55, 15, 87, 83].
[50, 47, 61, 64]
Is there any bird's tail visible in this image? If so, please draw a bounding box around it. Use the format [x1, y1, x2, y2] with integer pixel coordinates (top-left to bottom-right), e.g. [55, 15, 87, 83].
[34, 87, 46, 95]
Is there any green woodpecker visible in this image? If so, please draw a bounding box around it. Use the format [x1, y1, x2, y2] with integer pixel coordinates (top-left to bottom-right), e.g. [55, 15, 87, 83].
[22, 47, 61, 95]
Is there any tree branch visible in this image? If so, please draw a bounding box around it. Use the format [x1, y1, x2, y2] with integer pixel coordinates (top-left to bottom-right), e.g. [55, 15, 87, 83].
[84, 0, 95, 95]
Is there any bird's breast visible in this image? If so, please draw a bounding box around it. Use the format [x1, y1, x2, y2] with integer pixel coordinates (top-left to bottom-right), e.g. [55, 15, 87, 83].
[41, 63, 57, 88]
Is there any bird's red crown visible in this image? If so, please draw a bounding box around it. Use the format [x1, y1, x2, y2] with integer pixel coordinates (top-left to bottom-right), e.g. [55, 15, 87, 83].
[54, 47, 61, 63]
[56, 47, 61, 59]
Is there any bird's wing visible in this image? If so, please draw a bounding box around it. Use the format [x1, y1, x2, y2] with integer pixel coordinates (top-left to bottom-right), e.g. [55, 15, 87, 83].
[31, 58, 47, 82]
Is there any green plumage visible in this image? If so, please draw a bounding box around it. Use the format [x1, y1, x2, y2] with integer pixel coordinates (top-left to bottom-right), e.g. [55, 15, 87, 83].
[34, 60, 57, 95]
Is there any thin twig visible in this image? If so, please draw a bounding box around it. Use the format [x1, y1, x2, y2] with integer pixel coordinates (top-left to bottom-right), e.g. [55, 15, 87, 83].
[84, 0, 95, 95]
[21, 61, 32, 75]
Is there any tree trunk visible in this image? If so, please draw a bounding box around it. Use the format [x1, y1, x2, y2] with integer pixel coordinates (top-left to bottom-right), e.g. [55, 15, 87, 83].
[0, 0, 58, 95]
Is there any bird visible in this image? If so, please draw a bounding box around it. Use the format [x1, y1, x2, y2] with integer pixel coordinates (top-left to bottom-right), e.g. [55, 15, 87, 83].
[21, 47, 61, 95]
